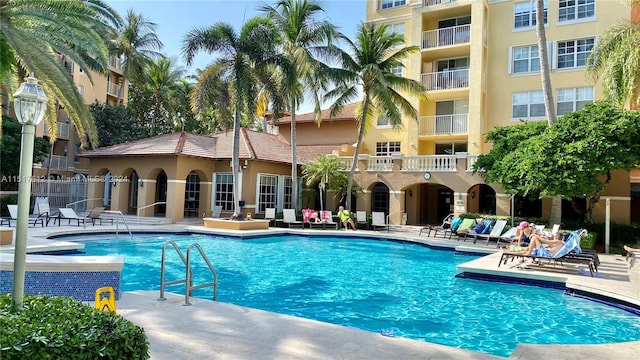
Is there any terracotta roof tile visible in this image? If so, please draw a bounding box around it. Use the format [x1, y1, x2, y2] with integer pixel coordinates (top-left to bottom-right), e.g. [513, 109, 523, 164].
[297, 144, 343, 164]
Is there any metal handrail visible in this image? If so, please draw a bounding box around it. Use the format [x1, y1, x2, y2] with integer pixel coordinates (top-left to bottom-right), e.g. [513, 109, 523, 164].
[184, 243, 218, 305]
[158, 240, 189, 301]
[103, 210, 132, 240]
[65, 198, 103, 209]
[136, 201, 166, 224]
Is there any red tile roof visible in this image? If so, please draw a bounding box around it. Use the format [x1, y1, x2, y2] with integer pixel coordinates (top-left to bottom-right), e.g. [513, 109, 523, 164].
[277, 102, 360, 124]
[297, 144, 343, 164]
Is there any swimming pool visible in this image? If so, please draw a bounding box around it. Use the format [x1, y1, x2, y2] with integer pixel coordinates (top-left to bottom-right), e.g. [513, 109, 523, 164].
[69, 232, 640, 357]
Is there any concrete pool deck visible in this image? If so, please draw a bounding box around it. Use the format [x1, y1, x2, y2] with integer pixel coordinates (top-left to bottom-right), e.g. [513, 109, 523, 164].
[1, 221, 639, 359]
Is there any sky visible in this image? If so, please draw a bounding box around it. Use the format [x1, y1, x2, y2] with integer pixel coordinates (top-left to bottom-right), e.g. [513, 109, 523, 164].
[105, 0, 367, 113]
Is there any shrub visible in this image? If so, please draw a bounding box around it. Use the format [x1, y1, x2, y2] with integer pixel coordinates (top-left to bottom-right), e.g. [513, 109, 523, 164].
[0, 294, 149, 359]
[579, 232, 597, 250]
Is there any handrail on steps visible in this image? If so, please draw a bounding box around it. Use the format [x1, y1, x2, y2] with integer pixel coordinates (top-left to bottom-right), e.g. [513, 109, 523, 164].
[65, 199, 132, 239]
[136, 201, 167, 224]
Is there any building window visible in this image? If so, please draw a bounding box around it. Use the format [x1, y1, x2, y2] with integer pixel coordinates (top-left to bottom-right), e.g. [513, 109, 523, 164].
[185, 172, 200, 215]
[512, 90, 545, 119]
[557, 87, 594, 115]
[514, 0, 547, 29]
[557, 37, 594, 69]
[435, 142, 467, 155]
[214, 173, 234, 211]
[386, 23, 405, 43]
[512, 45, 540, 74]
[559, 0, 595, 22]
[257, 175, 278, 213]
[381, 0, 406, 10]
[283, 177, 293, 210]
[376, 142, 401, 156]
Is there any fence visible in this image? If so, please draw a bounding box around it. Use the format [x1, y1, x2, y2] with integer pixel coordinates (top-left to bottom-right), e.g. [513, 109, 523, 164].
[31, 179, 89, 213]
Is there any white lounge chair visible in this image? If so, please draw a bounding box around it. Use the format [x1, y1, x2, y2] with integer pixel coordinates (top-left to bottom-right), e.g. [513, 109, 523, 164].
[419, 213, 454, 236]
[211, 205, 223, 218]
[371, 212, 387, 232]
[264, 208, 277, 226]
[282, 209, 303, 228]
[55, 208, 87, 226]
[469, 220, 508, 246]
[87, 206, 113, 225]
[356, 211, 368, 229]
[319, 210, 339, 230]
[4, 204, 45, 227]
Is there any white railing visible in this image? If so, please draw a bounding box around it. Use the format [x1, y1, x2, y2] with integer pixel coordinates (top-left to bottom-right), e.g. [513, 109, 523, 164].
[466, 154, 479, 171]
[367, 156, 394, 172]
[339, 157, 356, 171]
[39, 155, 68, 171]
[31, 179, 89, 211]
[44, 122, 70, 139]
[423, 0, 458, 6]
[401, 155, 457, 171]
[137, 201, 167, 224]
[107, 82, 121, 96]
[421, 68, 469, 91]
[419, 114, 468, 135]
[421, 24, 470, 49]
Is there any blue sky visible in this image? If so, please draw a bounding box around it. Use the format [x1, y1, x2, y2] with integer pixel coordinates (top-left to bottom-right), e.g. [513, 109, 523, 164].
[105, 1, 366, 112]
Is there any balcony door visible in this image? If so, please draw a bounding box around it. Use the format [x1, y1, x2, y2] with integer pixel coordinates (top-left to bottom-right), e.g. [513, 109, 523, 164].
[435, 99, 468, 134]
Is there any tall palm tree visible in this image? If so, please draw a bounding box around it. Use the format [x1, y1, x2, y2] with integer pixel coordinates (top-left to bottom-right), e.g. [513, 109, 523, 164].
[0, 0, 122, 147]
[586, 6, 640, 108]
[107, 9, 164, 104]
[182, 17, 284, 219]
[324, 22, 427, 211]
[260, 0, 338, 211]
[144, 57, 185, 135]
[534, 0, 561, 225]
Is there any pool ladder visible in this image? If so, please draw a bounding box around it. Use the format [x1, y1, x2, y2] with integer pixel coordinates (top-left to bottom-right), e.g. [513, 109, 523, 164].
[158, 240, 218, 306]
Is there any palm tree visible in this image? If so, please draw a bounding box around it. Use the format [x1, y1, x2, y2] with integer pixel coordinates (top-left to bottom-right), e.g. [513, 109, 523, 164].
[261, 0, 338, 211]
[324, 22, 427, 212]
[182, 17, 284, 219]
[0, 0, 122, 147]
[107, 9, 164, 104]
[144, 57, 185, 135]
[301, 153, 347, 212]
[586, 13, 640, 108]
[534, 0, 561, 225]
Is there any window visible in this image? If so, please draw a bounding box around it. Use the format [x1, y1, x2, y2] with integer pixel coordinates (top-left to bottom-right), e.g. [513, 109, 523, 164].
[184, 172, 200, 215]
[559, 0, 595, 22]
[512, 90, 545, 118]
[376, 105, 401, 127]
[381, 0, 406, 10]
[435, 142, 467, 155]
[386, 23, 405, 43]
[390, 63, 404, 77]
[557, 37, 594, 69]
[556, 87, 594, 115]
[514, 0, 547, 29]
[129, 171, 139, 208]
[376, 142, 401, 156]
[214, 173, 234, 211]
[512, 45, 540, 74]
[257, 175, 278, 213]
[283, 177, 293, 210]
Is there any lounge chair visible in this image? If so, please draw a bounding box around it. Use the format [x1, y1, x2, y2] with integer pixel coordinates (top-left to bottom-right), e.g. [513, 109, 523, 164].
[356, 211, 369, 229]
[460, 219, 494, 242]
[498, 230, 598, 276]
[448, 218, 475, 239]
[54, 208, 88, 226]
[211, 205, 223, 218]
[467, 220, 508, 246]
[625, 245, 639, 268]
[5, 204, 45, 227]
[319, 210, 339, 230]
[87, 207, 113, 225]
[302, 209, 315, 228]
[36, 202, 55, 226]
[497, 227, 517, 246]
[282, 209, 303, 228]
[264, 208, 277, 226]
[371, 212, 387, 232]
[419, 213, 453, 236]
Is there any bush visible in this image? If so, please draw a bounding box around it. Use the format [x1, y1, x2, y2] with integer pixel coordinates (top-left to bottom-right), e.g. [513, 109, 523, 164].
[0, 294, 149, 359]
[579, 232, 597, 250]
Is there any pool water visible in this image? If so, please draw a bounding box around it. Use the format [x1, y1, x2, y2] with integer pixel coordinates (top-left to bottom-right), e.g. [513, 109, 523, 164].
[72, 233, 640, 357]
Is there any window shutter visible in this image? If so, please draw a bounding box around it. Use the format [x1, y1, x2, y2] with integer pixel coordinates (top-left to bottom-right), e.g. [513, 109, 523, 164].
[507, 46, 513, 75]
[549, 41, 556, 70]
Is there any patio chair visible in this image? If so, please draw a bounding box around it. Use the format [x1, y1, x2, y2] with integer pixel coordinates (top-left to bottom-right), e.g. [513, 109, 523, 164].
[498, 230, 598, 276]
[87, 207, 113, 225]
[36, 202, 56, 226]
[318, 210, 339, 229]
[356, 211, 369, 229]
[625, 245, 639, 268]
[54, 208, 88, 226]
[5, 204, 45, 227]
[447, 218, 475, 239]
[457, 218, 493, 241]
[419, 213, 454, 236]
[264, 208, 277, 226]
[497, 227, 517, 246]
[282, 209, 303, 228]
[211, 205, 223, 218]
[467, 219, 508, 246]
[371, 212, 388, 232]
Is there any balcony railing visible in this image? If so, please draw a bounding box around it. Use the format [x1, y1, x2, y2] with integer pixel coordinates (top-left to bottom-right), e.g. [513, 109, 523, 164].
[419, 114, 468, 135]
[466, 154, 479, 171]
[109, 56, 122, 70]
[107, 82, 121, 97]
[422, 24, 470, 49]
[43, 122, 70, 139]
[423, 0, 458, 6]
[401, 155, 457, 171]
[39, 155, 68, 171]
[368, 156, 394, 172]
[421, 68, 469, 91]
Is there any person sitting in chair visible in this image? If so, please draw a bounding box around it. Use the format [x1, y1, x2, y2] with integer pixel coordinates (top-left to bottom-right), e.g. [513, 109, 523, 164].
[310, 211, 323, 223]
[337, 206, 356, 231]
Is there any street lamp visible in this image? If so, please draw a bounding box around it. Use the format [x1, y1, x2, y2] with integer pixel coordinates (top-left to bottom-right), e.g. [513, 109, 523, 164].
[12, 77, 48, 311]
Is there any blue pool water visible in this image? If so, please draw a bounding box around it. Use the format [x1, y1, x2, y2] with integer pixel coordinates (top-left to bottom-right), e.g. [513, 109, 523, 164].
[70, 233, 640, 357]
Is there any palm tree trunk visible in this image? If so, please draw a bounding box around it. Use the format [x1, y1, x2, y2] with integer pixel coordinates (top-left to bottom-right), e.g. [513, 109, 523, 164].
[231, 108, 241, 220]
[535, 0, 561, 225]
[290, 98, 298, 211]
[346, 97, 369, 211]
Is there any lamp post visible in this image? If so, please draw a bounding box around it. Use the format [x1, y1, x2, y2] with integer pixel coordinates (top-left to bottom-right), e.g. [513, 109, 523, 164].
[12, 77, 48, 311]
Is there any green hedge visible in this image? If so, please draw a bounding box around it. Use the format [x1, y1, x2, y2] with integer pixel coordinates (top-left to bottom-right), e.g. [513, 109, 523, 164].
[0, 294, 149, 359]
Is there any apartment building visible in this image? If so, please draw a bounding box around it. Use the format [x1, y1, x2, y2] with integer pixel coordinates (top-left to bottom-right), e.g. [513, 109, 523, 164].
[352, 0, 635, 225]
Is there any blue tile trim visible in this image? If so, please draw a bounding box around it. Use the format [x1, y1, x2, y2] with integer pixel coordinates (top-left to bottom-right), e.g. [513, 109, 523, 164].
[0, 270, 121, 301]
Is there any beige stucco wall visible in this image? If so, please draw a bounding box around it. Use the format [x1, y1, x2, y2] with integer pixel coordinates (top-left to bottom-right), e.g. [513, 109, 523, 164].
[277, 120, 358, 146]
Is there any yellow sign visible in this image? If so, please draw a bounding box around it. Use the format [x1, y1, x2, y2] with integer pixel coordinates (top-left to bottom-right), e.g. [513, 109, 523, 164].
[95, 286, 116, 312]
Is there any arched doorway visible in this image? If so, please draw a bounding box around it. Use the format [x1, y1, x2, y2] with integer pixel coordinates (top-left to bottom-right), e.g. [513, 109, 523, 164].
[128, 171, 139, 215]
[156, 171, 167, 216]
[477, 184, 496, 215]
[184, 171, 200, 217]
[371, 183, 390, 216]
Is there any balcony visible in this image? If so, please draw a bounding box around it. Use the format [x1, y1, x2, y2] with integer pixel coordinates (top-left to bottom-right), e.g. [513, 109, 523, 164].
[109, 56, 122, 70]
[38, 155, 68, 171]
[339, 154, 466, 173]
[43, 122, 70, 139]
[421, 24, 470, 49]
[106, 82, 122, 97]
[421, 68, 469, 91]
[419, 114, 468, 136]
[423, 0, 458, 6]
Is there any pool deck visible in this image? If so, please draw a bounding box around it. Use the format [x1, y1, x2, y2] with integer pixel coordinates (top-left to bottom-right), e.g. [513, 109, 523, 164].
[1, 221, 639, 359]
